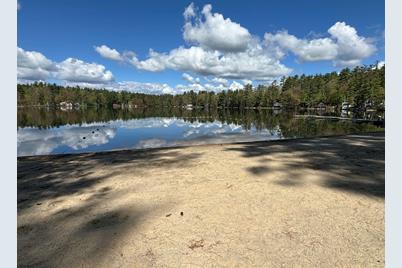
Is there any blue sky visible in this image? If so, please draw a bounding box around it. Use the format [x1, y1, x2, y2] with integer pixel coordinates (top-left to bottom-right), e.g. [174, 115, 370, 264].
[17, 0, 384, 94]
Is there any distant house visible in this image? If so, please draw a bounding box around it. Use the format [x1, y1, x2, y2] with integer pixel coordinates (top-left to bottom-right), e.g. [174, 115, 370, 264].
[112, 103, 121, 109]
[341, 101, 350, 110]
[185, 104, 193, 110]
[272, 102, 282, 109]
[59, 101, 73, 110]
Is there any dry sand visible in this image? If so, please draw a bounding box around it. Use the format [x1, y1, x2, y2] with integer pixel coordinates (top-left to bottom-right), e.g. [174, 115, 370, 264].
[18, 132, 384, 267]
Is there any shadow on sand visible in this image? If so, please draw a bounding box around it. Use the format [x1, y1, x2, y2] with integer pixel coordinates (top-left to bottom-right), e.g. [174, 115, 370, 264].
[17, 148, 202, 267]
[18, 148, 202, 209]
[226, 132, 384, 198]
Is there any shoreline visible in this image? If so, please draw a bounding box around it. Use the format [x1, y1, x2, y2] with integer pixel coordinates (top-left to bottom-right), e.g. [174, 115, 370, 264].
[18, 132, 384, 267]
[18, 130, 384, 159]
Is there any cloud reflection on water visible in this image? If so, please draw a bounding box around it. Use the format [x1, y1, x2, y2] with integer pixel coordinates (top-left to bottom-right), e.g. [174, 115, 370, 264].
[17, 117, 283, 156]
[18, 125, 117, 156]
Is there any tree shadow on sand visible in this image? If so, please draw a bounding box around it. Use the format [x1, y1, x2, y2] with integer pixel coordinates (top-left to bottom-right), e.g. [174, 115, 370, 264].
[17, 147, 200, 267]
[226, 132, 384, 198]
[18, 148, 203, 210]
[18, 190, 172, 267]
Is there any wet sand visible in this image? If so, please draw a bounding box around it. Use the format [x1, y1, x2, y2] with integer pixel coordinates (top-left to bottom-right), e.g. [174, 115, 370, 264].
[18, 132, 384, 267]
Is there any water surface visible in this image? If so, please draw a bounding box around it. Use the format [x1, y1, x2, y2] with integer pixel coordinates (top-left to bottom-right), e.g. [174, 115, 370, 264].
[17, 108, 384, 156]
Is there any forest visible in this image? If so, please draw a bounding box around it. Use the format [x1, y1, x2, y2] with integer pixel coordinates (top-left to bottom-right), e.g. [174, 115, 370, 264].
[17, 64, 385, 111]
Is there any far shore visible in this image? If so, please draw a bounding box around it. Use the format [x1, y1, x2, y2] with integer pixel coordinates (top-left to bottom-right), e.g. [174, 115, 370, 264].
[18, 132, 384, 267]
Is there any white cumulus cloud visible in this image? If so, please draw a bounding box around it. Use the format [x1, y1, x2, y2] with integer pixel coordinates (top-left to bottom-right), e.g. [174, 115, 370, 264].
[56, 58, 114, 83]
[182, 73, 200, 84]
[328, 22, 377, 67]
[106, 81, 174, 95]
[229, 81, 244, 90]
[376, 60, 385, 69]
[183, 2, 196, 20]
[210, 77, 228, 87]
[264, 21, 376, 67]
[265, 32, 338, 61]
[18, 47, 114, 84]
[18, 126, 116, 156]
[183, 3, 252, 52]
[241, 79, 253, 85]
[17, 47, 57, 81]
[95, 45, 123, 61]
[118, 45, 291, 80]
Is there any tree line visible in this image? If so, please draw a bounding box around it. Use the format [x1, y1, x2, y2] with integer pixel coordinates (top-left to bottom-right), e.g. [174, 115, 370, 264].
[17, 64, 384, 110]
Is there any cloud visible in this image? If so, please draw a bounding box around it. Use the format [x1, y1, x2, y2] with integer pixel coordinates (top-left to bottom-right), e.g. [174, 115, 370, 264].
[108, 118, 177, 129]
[17, 1, 21, 10]
[62, 80, 177, 95]
[176, 82, 221, 93]
[328, 22, 377, 66]
[182, 73, 200, 84]
[210, 77, 228, 87]
[105, 81, 174, 95]
[229, 81, 243, 90]
[56, 58, 114, 83]
[264, 32, 338, 61]
[123, 49, 167, 72]
[95, 45, 123, 61]
[183, 3, 251, 52]
[183, 2, 196, 20]
[372, 60, 385, 69]
[17, 47, 57, 80]
[175, 83, 205, 93]
[264, 21, 376, 67]
[18, 125, 116, 156]
[120, 45, 291, 80]
[176, 77, 253, 93]
[203, 83, 226, 92]
[18, 47, 114, 84]
[241, 79, 252, 85]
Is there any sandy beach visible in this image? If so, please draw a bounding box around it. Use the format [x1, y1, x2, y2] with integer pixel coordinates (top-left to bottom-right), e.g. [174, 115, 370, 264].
[18, 132, 384, 267]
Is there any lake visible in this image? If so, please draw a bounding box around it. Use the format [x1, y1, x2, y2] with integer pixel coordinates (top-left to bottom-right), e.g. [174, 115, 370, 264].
[17, 107, 384, 157]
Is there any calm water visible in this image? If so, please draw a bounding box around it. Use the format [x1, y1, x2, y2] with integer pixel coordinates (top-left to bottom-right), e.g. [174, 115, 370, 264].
[17, 107, 384, 156]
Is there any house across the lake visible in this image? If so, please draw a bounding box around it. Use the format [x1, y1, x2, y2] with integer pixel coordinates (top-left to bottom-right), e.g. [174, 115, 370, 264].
[59, 101, 73, 110]
[341, 101, 351, 110]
